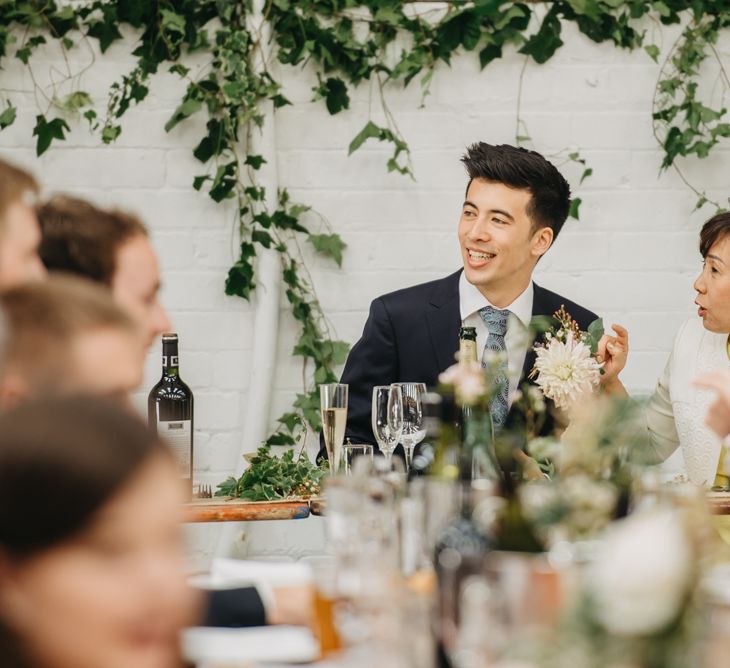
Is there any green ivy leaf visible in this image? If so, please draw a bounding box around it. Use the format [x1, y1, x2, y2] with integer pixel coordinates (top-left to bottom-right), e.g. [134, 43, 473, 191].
[32, 115, 70, 156]
[307, 233, 347, 267]
[271, 93, 291, 108]
[60, 91, 92, 113]
[519, 7, 563, 64]
[244, 154, 267, 169]
[209, 162, 237, 202]
[479, 43, 503, 68]
[644, 44, 660, 62]
[314, 77, 350, 115]
[580, 167, 593, 184]
[169, 63, 190, 77]
[160, 9, 185, 36]
[193, 119, 225, 163]
[225, 253, 256, 300]
[252, 229, 274, 248]
[101, 124, 121, 144]
[569, 197, 582, 220]
[87, 17, 123, 53]
[348, 121, 381, 155]
[164, 97, 202, 132]
[0, 104, 17, 130]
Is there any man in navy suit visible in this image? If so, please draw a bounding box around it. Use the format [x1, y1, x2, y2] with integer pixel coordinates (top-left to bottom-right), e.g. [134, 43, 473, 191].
[322, 142, 620, 460]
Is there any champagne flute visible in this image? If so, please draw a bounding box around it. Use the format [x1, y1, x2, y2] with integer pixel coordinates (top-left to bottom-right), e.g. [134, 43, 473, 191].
[320, 383, 348, 473]
[371, 385, 404, 465]
[395, 382, 427, 472]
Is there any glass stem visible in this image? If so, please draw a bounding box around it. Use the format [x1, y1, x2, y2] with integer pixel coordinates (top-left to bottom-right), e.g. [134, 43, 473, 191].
[403, 442, 413, 472]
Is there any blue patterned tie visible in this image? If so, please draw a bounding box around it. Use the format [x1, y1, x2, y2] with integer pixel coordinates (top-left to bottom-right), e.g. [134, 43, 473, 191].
[478, 306, 510, 429]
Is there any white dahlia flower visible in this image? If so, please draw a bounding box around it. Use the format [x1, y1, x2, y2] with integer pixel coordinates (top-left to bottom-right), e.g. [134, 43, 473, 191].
[590, 510, 693, 636]
[533, 332, 602, 410]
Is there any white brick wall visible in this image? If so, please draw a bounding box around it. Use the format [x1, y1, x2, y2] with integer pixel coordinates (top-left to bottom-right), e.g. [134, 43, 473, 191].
[1, 22, 721, 494]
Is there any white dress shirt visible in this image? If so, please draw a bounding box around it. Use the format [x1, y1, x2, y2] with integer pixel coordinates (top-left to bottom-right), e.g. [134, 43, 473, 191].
[459, 272, 534, 404]
[646, 317, 726, 486]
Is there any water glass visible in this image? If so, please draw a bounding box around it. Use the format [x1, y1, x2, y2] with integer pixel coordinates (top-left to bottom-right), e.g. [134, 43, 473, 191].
[395, 382, 427, 472]
[344, 442, 374, 474]
[371, 385, 404, 464]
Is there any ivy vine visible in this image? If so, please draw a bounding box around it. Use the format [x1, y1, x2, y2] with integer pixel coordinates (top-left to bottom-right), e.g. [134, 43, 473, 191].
[1, 0, 729, 449]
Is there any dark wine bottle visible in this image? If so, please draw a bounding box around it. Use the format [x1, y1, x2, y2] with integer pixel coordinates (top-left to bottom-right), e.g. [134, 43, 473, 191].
[493, 434, 543, 553]
[434, 480, 495, 661]
[429, 392, 460, 480]
[458, 326, 478, 365]
[148, 333, 194, 491]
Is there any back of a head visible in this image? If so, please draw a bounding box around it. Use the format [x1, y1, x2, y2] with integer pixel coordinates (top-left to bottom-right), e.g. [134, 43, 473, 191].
[0, 275, 137, 394]
[38, 195, 148, 285]
[0, 396, 168, 668]
[0, 395, 165, 556]
[0, 160, 38, 235]
[461, 143, 572, 240]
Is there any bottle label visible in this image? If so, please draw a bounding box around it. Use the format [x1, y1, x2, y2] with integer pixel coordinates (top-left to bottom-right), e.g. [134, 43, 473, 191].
[157, 419, 192, 478]
[459, 339, 478, 364]
[161, 356, 179, 368]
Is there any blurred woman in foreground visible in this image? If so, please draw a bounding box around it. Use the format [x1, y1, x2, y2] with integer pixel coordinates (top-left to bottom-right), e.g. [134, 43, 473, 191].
[0, 396, 199, 668]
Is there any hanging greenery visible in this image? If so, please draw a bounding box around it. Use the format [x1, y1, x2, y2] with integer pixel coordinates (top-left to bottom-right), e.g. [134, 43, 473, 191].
[1, 0, 728, 447]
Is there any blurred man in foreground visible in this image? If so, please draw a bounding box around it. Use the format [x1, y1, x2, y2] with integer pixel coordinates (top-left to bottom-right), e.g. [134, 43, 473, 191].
[38, 195, 170, 348]
[0, 159, 46, 288]
[0, 275, 145, 408]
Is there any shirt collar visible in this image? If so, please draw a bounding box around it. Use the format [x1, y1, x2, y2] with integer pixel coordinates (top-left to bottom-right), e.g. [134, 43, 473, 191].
[458, 272, 534, 329]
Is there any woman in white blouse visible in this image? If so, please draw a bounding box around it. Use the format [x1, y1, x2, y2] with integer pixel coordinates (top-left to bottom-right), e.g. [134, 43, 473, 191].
[607, 212, 730, 486]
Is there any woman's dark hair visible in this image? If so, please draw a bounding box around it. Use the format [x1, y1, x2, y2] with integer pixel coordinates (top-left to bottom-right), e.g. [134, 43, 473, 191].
[37, 195, 148, 286]
[461, 142, 572, 241]
[0, 396, 168, 668]
[699, 211, 730, 258]
[0, 396, 166, 555]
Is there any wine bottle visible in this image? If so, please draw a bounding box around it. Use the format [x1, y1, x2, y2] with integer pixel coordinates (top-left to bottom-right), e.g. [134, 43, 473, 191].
[493, 434, 543, 553]
[148, 333, 194, 491]
[458, 326, 478, 365]
[429, 392, 461, 480]
[434, 480, 495, 661]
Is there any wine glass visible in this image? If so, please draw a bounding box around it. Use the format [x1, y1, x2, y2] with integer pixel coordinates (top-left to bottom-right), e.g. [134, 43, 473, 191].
[395, 382, 427, 472]
[320, 383, 348, 473]
[371, 385, 404, 465]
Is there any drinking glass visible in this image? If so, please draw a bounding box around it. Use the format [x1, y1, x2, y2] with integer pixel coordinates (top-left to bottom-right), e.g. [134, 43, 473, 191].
[344, 442, 374, 475]
[395, 382, 427, 472]
[320, 383, 348, 474]
[371, 385, 404, 465]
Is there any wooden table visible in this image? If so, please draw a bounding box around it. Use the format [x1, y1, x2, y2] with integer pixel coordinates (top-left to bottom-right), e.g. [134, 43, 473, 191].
[184, 497, 311, 523]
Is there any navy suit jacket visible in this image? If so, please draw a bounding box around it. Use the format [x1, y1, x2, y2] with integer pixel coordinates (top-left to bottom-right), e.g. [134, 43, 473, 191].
[318, 269, 598, 459]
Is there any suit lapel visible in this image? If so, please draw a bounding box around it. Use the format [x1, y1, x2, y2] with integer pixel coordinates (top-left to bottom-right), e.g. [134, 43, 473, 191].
[426, 270, 462, 372]
[519, 282, 551, 386]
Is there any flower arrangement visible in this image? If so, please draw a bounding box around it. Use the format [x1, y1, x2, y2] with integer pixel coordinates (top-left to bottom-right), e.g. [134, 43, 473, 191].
[523, 395, 654, 542]
[530, 306, 605, 411]
[496, 504, 714, 668]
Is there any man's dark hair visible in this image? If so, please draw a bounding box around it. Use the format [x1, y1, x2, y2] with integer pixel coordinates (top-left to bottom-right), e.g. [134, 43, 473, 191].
[699, 211, 730, 258]
[461, 143, 572, 240]
[37, 195, 148, 285]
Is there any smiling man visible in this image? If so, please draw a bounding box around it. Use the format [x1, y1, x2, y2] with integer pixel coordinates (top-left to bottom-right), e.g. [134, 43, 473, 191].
[327, 142, 603, 458]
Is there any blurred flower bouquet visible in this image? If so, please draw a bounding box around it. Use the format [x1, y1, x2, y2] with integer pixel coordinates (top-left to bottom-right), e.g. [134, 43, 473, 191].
[438, 350, 509, 480]
[522, 395, 654, 543]
[502, 507, 710, 668]
[530, 306, 604, 412]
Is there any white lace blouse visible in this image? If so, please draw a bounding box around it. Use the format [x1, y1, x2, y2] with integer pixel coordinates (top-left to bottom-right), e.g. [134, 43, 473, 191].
[646, 318, 728, 486]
